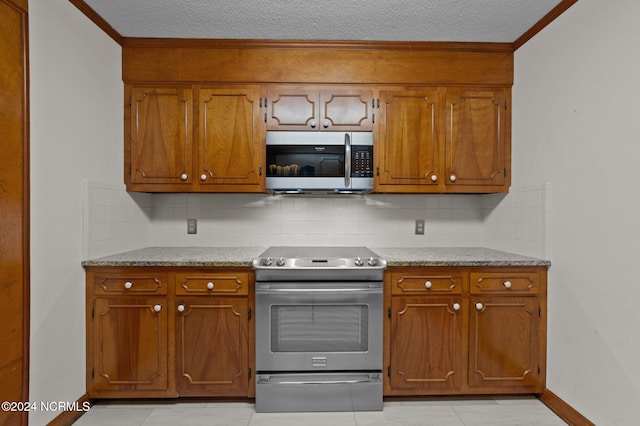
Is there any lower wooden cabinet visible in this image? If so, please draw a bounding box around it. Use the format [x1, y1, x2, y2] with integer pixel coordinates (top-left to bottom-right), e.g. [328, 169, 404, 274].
[86, 264, 546, 400]
[91, 297, 170, 397]
[385, 267, 547, 396]
[86, 267, 253, 399]
[176, 297, 249, 396]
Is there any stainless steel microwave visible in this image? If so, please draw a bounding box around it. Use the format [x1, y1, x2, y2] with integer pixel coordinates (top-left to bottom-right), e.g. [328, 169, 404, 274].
[265, 131, 374, 194]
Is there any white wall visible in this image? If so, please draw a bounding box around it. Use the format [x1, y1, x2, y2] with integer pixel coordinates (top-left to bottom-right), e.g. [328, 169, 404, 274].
[513, 0, 640, 424]
[29, 1, 136, 424]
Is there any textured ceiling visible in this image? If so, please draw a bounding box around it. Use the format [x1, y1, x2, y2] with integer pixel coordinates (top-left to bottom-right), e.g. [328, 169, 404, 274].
[81, 0, 563, 43]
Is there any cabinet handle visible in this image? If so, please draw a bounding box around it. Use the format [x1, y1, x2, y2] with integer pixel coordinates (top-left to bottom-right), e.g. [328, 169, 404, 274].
[124, 281, 133, 289]
[452, 303, 461, 311]
[153, 304, 162, 312]
[207, 282, 215, 290]
[449, 174, 457, 182]
[309, 119, 317, 128]
[475, 302, 484, 311]
[424, 281, 432, 289]
[180, 173, 188, 181]
[503, 280, 512, 289]
[177, 304, 185, 313]
[430, 174, 438, 182]
[323, 119, 330, 128]
[200, 173, 207, 181]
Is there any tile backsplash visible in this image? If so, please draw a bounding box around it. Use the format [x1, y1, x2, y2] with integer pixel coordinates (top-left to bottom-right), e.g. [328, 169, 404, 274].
[84, 182, 550, 260]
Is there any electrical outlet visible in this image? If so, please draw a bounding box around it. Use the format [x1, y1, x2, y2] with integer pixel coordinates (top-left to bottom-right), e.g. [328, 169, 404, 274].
[415, 219, 425, 235]
[187, 219, 197, 234]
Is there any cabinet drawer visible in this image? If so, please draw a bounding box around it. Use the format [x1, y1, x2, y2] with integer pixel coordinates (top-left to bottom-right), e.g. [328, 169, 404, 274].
[470, 272, 540, 295]
[175, 272, 249, 295]
[93, 272, 168, 295]
[390, 272, 463, 295]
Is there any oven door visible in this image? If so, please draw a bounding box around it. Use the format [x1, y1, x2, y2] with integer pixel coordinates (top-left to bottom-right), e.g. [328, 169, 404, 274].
[255, 281, 383, 372]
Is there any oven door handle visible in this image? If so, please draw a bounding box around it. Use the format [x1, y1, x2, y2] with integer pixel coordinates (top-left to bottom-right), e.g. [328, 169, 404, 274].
[257, 288, 380, 293]
[257, 377, 380, 385]
[256, 285, 381, 293]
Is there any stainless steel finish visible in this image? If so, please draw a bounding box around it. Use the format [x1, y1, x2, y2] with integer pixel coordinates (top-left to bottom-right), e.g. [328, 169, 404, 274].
[255, 372, 383, 413]
[255, 281, 383, 372]
[344, 132, 351, 188]
[253, 246, 386, 281]
[253, 246, 386, 413]
[265, 131, 373, 195]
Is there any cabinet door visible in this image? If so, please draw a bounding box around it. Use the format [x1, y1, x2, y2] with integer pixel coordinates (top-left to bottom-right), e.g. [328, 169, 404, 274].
[91, 298, 169, 396]
[198, 87, 264, 191]
[469, 296, 542, 392]
[266, 86, 318, 130]
[320, 89, 374, 131]
[388, 296, 467, 393]
[445, 88, 509, 188]
[176, 297, 249, 396]
[129, 87, 193, 185]
[377, 89, 441, 191]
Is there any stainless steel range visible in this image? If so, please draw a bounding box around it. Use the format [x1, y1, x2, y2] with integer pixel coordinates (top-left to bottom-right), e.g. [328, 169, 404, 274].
[253, 246, 386, 413]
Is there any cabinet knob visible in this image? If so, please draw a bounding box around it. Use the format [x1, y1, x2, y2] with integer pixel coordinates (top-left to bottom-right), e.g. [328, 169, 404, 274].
[424, 281, 432, 289]
[200, 173, 207, 181]
[475, 302, 484, 311]
[323, 119, 330, 128]
[180, 173, 188, 181]
[309, 119, 317, 128]
[207, 281, 215, 290]
[452, 302, 461, 311]
[153, 304, 162, 312]
[177, 304, 185, 312]
[503, 280, 512, 288]
[430, 174, 438, 182]
[124, 281, 133, 289]
[449, 174, 457, 182]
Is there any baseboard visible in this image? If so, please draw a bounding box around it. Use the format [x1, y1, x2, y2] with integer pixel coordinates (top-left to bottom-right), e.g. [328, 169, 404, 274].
[46, 394, 92, 426]
[539, 389, 595, 426]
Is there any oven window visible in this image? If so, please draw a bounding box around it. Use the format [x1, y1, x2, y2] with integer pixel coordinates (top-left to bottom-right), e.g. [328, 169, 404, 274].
[270, 304, 369, 352]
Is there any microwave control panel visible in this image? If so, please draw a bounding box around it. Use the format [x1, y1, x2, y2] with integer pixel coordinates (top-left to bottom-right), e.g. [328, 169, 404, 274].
[352, 146, 373, 177]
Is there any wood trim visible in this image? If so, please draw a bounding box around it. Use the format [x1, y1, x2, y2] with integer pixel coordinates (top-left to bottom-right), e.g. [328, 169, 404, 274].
[514, 0, 580, 50]
[46, 394, 92, 426]
[122, 44, 513, 85]
[67, 0, 123, 45]
[539, 388, 595, 426]
[0, 1, 29, 425]
[121, 37, 513, 53]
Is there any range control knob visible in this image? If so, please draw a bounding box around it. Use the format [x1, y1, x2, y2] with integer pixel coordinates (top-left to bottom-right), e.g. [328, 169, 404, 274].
[367, 257, 377, 266]
[354, 257, 364, 267]
[262, 257, 272, 266]
[276, 257, 286, 266]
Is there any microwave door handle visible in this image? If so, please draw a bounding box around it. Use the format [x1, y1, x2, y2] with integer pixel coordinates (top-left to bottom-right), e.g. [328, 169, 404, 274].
[344, 133, 351, 187]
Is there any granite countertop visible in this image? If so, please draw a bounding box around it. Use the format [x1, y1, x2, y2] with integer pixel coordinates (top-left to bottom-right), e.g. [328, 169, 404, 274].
[82, 246, 550, 268]
[81, 247, 267, 268]
[372, 247, 551, 267]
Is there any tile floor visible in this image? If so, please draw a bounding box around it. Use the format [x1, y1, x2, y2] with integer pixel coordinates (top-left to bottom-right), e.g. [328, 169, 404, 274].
[73, 397, 567, 425]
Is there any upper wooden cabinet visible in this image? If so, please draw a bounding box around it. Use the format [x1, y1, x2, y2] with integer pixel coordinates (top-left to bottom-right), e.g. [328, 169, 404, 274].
[122, 42, 514, 194]
[375, 87, 511, 193]
[266, 86, 374, 131]
[444, 88, 510, 190]
[376, 88, 441, 191]
[125, 85, 265, 193]
[128, 87, 193, 186]
[198, 86, 264, 191]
